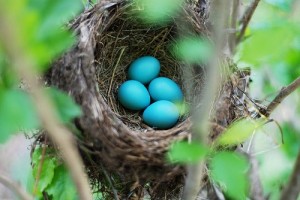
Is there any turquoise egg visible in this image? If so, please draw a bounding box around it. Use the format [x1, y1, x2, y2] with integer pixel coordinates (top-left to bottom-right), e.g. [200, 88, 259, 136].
[128, 56, 160, 84]
[148, 77, 183, 102]
[118, 80, 150, 110]
[143, 100, 179, 129]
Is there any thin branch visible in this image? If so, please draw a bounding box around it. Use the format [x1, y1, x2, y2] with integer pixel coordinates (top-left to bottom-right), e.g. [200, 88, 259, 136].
[236, 0, 261, 44]
[33, 140, 47, 195]
[0, 174, 34, 200]
[280, 149, 300, 200]
[229, 0, 240, 55]
[101, 163, 119, 200]
[182, 0, 230, 199]
[0, 8, 92, 200]
[265, 76, 300, 117]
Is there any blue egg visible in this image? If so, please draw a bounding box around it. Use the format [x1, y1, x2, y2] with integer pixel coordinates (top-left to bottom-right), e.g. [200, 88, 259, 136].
[143, 100, 179, 129]
[118, 80, 150, 110]
[128, 56, 160, 84]
[148, 77, 183, 102]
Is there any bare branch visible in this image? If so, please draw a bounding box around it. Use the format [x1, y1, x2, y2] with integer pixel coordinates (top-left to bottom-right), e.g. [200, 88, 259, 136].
[229, 0, 240, 55]
[0, 8, 92, 200]
[0, 174, 34, 200]
[236, 0, 261, 44]
[265, 76, 300, 116]
[182, 0, 230, 199]
[33, 140, 47, 195]
[280, 149, 300, 200]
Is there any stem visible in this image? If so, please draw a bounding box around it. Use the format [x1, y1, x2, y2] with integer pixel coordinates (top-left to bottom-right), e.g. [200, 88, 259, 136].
[33, 142, 47, 195]
[236, 0, 261, 44]
[0, 7, 92, 200]
[182, 0, 230, 199]
[265, 76, 300, 117]
[0, 174, 34, 200]
[229, 0, 240, 55]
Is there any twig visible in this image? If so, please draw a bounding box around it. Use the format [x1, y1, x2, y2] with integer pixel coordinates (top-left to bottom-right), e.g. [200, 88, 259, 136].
[101, 164, 119, 200]
[0, 174, 34, 200]
[182, 1, 230, 199]
[236, 0, 261, 43]
[265, 76, 300, 117]
[229, 0, 240, 55]
[0, 8, 92, 200]
[280, 149, 300, 200]
[33, 139, 48, 194]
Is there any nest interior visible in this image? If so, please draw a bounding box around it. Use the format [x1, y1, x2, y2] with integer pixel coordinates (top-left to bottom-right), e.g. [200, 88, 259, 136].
[48, 0, 250, 199]
[94, 4, 206, 132]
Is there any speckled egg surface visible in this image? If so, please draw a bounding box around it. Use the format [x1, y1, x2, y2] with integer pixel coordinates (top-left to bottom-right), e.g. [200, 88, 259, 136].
[128, 56, 160, 84]
[143, 100, 179, 129]
[148, 77, 183, 102]
[118, 80, 150, 110]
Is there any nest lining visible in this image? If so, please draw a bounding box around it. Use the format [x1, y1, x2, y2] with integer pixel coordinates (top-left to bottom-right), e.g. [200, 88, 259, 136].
[94, 4, 205, 132]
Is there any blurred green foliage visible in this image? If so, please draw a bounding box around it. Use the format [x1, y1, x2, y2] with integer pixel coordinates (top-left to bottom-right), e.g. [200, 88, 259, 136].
[133, 0, 184, 24]
[172, 37, 213, 64]
[168, 141, 209, 164]
[1, 0, 82, 71]
[217, 118, 265, 146]
[281, 124, 300, 159]
[0, 89, 40, 142]
[0, 0, 83, 198]
[210, 151, 249, 200]
[0, 0, 83, 141]
[239, 0, 300, 199]
[47, 88, 82, 124]
[238, 23, 300, 66]
[32, 147, 78, 199]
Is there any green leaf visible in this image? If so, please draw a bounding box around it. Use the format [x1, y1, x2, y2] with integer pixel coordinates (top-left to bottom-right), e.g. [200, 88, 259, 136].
[47, 87, 82, 123]
[210, 152, 249, 200]
[2, 0, 81, 70]
[133, 0, 184, 24]
[28, 0, 82, 31]
[238, 23, 300, 65]
[172, 37, 212, 64]
[47, 165, 78, 200]
[0, 89, 40, 142]
[0, 48, 18, 88]
[217, 118, 265, 146]
[175, 101, 190, 116]
[32, 148, 57, 193]
[32, 147, 42, 166]
[167, 141, 208, 164]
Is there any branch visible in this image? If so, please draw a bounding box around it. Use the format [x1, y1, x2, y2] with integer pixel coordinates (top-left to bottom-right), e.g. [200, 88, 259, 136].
[236, 0, 261, 44]
[229, 0, 240, 55]
[0, 8, 92, 200]
[33, 140, 47, 195]
[0, 174, 34, 200]
[280, 149, 300, 200]
[265, 76, 300, 117]
[182, 1, 230, 199]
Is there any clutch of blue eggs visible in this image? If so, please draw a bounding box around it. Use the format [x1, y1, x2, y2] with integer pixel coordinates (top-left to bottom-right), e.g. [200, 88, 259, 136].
[118, 56, 184, 129]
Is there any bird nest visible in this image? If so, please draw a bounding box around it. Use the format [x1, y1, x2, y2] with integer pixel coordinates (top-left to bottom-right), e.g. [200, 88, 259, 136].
[48, 0, 251, 199]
